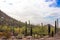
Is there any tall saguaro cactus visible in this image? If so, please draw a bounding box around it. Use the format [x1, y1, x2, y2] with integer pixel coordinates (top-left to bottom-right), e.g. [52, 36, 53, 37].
[55, 21, 57, 34]
[48, 24, 51, 36]
[30, 26, 32, 36]
[29, 20, 32, 36]
[41, 23, 43, 35]
[11, 20, 14, 36]
[24, 21, 27, 36]
[57, 19, 58, 28]
[55, 19, 59, 34]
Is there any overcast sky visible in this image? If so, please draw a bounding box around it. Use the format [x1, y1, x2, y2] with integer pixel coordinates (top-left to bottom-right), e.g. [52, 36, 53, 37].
[0, 0, 60, 26]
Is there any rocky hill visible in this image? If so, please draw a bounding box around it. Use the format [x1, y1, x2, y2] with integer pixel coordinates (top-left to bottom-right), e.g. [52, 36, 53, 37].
[0, 10, 25, 27]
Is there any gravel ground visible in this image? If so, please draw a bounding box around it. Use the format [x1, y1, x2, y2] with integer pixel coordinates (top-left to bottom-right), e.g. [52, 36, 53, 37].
[0, 37, 60, 40]
[0, 32, 60, 40]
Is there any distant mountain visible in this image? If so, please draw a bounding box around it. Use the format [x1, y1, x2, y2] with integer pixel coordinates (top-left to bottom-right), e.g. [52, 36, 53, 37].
[44, 24, 54, 27]
[0, 10, 25, 27]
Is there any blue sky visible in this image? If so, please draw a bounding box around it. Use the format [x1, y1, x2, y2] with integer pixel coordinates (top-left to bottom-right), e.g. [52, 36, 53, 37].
[45, 0, 60, 7]
[0, 0, 60, 26]
[45, 0, 60, 25]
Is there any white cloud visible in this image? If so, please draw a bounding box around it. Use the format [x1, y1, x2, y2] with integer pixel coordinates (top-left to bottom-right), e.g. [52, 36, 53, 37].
[0, 0, 60, 26]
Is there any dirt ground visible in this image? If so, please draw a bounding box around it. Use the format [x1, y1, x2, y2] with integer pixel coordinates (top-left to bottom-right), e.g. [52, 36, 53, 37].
[0, 36, 60, 40]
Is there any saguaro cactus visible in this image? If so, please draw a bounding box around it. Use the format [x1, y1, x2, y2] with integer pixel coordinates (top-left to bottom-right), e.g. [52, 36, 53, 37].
[30, 27, 32, 36]
[24, 21, 27, 36]
[48, 24, 51, 36]
[51, 31, 54, 37]
[55, 19, 59, 34]
[55, 21, 57, 34]
[41, 23, 43, 35]
[12, 20, 15, 36]
[29, 20, 32, 36]
[57, 19, 58, 28]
